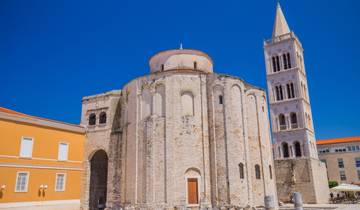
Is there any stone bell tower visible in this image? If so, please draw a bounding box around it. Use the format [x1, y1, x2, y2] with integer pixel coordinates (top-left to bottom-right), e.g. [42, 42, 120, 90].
[263, 3, 329, 203]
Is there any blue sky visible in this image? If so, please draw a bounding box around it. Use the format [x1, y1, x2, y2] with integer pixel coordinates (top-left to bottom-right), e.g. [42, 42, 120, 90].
[0, 0, 359, 139]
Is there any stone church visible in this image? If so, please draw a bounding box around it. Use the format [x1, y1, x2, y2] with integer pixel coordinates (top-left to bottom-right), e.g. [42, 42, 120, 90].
[79, 3, 330, 210]
[80, 46, 277, 209]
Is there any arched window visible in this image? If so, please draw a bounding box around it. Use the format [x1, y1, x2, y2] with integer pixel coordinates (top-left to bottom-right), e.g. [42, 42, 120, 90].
[153, 85, 165, 117]
[282, 142, 290, 158]
[269, 165, 273, 179]
[290, 112, 298, 129]
[275, 85, 284, 101]
[99, 112, 107, 124]
[283, 52, 291, 69]
[194, 61, 197, 69]
[286, 82, 295, 99]
[255, 164, 261, 179]
[272, 55, 281, 72]
[89, 113, 96, 126]
[272, 57, 276, 72]
[279, 114, 286, 130]
[239, 163, 244, 179]
[218, 95, 223, 105]
[294, 141, 302, 157]
[283, 54, 288, 69]
[181, 92, 194, 116]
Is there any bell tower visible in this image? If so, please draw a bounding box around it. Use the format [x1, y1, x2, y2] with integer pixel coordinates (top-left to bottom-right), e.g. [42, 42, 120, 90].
[264, 3, 329, 203]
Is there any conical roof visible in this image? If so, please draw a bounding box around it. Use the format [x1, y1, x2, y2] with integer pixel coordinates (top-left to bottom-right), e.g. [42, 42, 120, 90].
[272, 3, 291, 38]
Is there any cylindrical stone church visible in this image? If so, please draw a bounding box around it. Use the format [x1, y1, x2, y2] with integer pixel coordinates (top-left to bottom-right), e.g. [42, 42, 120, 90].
[80, 48, 277, 210]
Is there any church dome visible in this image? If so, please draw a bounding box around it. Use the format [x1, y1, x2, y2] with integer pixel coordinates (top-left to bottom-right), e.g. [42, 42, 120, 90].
[149, 48, 213, 73]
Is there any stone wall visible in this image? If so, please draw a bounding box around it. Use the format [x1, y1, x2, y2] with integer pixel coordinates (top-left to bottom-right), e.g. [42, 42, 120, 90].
[80, 69, 277, 209]
[275, 158, 329, 204]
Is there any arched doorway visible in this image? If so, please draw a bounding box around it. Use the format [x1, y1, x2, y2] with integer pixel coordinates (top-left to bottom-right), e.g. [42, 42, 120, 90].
[282, 142, 289, 158]
[89, 150, 108, 210]
[294, 141, 302, 157]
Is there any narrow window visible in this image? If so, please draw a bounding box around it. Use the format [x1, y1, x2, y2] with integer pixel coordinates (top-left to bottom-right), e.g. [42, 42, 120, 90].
[282, 142, 290, 158]
[355, 157, 360, 167]
[58, 143, 69, 161]
[89, 113, 96, 126]
[294, 141, 302, 157]
[275, 85, 284, 101]
[283, 54, 288, 69]
[272, 57, 277, 72]
[269, 165, 273, 179]
[357, 170, 360, 180]
[20, 137, 33, 158]
[287, 53, 292, 68]
[279, 86, 284, 100]
[194, 61, 197, 69]
[290, 83, 295, 98]
[338, 158, 344, 168]
[219, 95, 223, 104]
[290, 112, 298, 129]
[340, 171, 346, 181]
[181, 92, 194, 116]
[99, 112, 107, 124]
[15, 172, 29, 192]
[239, 163, 244, 179]
[161, 64, 165, 71]
[279, 114, 286, 130]
[286, 84, 291, 99]
[255, 164, 261, 179]
[286, 83, 295, 99]
[275, 86, 280, 101]
[276, 56, 280, 71]
[55, 173, 66, 191]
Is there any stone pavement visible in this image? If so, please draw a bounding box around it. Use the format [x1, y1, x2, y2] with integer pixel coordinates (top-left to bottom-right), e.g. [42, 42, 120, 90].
[280, 203, 360, 210]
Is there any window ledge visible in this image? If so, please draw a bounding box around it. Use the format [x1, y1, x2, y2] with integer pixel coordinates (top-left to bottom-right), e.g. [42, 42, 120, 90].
[271, 97, 299, 104]
[267, 67, 299, 76]
[19, 157, 32, 160]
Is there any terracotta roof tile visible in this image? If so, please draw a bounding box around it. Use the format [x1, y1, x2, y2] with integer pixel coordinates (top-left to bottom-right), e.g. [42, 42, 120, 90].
[0, 107, 28, 117]
[317, 136, 360, 145]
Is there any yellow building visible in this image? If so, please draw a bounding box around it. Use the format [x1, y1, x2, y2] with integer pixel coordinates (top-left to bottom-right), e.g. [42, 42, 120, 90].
[0, 107, 85, 209]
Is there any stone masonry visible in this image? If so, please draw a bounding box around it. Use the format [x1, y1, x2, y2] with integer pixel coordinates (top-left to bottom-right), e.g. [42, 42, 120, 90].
[80, 48, 277, 210]
[264, 3, 329, 203]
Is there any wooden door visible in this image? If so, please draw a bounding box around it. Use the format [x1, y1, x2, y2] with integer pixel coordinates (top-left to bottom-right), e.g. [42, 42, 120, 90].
[187, 178, 198, 204]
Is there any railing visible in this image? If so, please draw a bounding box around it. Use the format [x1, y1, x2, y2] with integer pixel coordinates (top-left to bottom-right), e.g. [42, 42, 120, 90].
[264, 32, 299, 45]
[279, 125, 287, 131]
[291, 123, 298, 129]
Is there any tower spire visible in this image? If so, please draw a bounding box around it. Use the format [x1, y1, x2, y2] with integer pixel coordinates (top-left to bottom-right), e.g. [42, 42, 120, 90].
[272, 2, 291, 38]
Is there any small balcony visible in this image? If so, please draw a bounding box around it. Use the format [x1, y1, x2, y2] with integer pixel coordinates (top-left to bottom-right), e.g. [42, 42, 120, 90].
[280, 125, 287, 131]
[291, 123, 298, 129]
